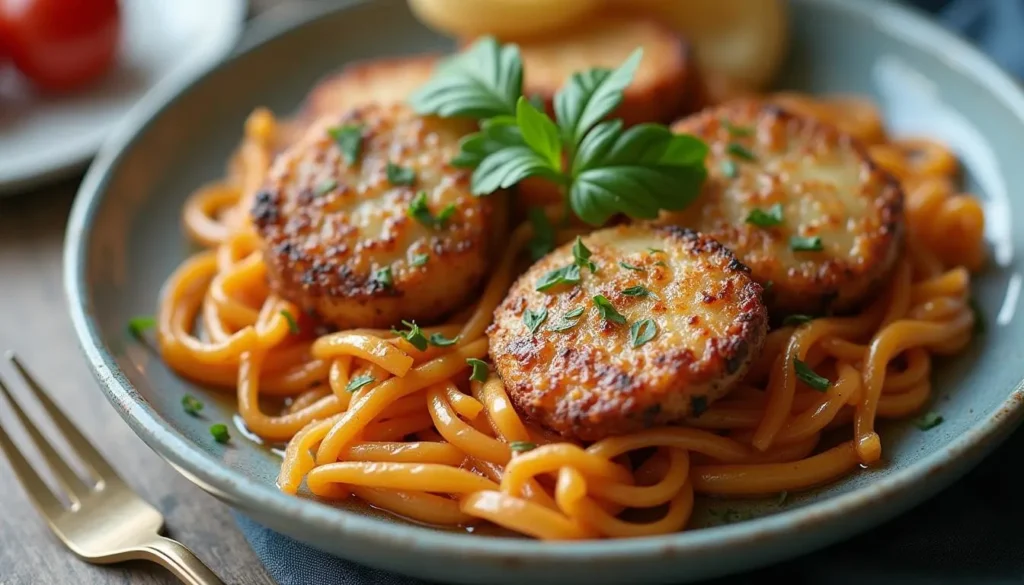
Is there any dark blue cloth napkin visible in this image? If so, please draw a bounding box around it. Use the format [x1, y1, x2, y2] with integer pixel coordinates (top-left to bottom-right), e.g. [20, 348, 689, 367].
[233, 1, 1024, 583]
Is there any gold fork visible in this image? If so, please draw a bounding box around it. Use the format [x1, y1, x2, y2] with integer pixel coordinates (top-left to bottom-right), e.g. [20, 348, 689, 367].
[0, 352, 225, 585]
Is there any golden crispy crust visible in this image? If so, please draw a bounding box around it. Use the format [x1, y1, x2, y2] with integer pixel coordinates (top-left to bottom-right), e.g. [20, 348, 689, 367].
[488, 224, 767, 441]
[658, 99, 905, 317]
[253, 103, 507, 329]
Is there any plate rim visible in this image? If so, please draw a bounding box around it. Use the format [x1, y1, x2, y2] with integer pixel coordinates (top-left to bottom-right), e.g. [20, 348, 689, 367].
[63, 0, 1024, 567]
[0, 0, 249, 196]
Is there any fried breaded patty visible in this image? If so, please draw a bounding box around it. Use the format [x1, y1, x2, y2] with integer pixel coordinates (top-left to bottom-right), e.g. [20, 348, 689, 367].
[487, 224, 767, 441]
[252, 103, 507, 329]
[656, 99, 905, 316]
[299, 55, 440, 124]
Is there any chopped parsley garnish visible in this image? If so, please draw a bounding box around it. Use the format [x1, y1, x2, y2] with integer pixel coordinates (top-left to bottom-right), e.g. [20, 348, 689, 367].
[690, 395, 708, 417]
[327, 125, 363, 165]
[410, 253, 429, 267]
[745, 203, 784, 227]
[790, 236, 824, 252]
[914, 411, 944, 431]
[345, 374, 376, 393]
[783, 314, 814, 326]
[523, 307, 548, 334]
[536, 264, 581, 292]
[181, 395, 204, 417]
[622, 285, 654, 298]
[373, 266, 394, 289]
[408, 191, 456, 229]
[391, 320, 428, 351]
[646, 247, 664, 254]
[619, 261, 645, 272]
[467, 358, 489, 382]
[722, 119, 754, 137]
[509, 441, 536, 452]
[210, 423, 230, 444]
[280, 310, 300, 334]
[592, 295, 627, 325]
[572, 236, 597, 273]
[315, 178, 337, 196]
[528, 207, 555, 261]
[386, 162, 416, 186]
[629, 318, 658, 347]
[794, 359, 830, 391]
[727, 143, 757, 161]
[721, 159, 739, 179]
[548, 307, 584, 332]
[410, 37, 709, 227]
[127, 316, 156, 339]
[429, 332, 461, 347]
[969, 297, 985, 334]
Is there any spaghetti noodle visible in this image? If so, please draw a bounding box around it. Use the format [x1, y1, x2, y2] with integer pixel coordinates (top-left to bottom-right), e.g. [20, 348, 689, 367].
[156, 94, 984, 540]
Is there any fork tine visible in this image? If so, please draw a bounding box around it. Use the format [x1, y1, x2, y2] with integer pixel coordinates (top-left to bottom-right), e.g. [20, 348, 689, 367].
[0, 376, 90, 504]
[7, 353, 119, 482]
[0, 411, 66, 515]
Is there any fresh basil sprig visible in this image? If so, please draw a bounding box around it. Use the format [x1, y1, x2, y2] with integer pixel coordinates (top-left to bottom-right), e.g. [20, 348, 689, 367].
[411, 37, 707, 227]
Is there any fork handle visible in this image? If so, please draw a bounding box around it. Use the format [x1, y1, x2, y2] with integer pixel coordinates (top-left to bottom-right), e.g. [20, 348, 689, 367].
[136, 536, 226, 585]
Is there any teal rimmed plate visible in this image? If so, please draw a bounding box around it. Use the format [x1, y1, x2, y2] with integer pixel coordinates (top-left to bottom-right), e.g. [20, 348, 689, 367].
[64, 0, 1024, 583]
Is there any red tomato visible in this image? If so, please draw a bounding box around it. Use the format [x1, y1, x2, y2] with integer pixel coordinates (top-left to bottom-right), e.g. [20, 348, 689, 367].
[0, 0, 121, 92]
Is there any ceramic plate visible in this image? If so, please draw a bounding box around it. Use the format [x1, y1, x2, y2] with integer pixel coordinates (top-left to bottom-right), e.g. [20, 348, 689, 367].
[0, 0, 246, 196]
[64, 0, 1024, 583]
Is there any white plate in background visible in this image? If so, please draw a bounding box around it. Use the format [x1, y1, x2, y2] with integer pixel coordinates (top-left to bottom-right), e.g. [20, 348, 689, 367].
[0, 0, 247, 196]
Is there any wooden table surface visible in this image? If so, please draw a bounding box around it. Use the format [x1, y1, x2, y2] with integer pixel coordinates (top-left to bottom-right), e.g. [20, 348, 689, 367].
[0, 3, 291, 584]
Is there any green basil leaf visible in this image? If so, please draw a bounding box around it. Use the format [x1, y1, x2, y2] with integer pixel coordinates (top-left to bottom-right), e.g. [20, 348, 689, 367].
[536, 264, 581, 292]
[572, 236, 597, 273]
[467, 358, 490, 382]
[592, 295, 627, 325]
[182, 395, 204, 417]
[373, 266, 393, 289]
[345, 374, 376, 393]
[471, 145, 563, 196]
[569, 122, 708, 226]
[411, 253, 429, 267]
[279, 310, 300, 334]
[745, 203, 784, 227]
[429, 332, 461, 347]
[516, 96, 562, 169]
[386, 162, 416, 186]
[392, 321, 428, 351]
[410, 37, 523, 119]
[629, 318, 658, 347]
[727, 143, 756, 161]
[509, 441, 537, 452]
[794, 359, 830, 391]
[327, 125, 363, 165]
[210, 423, 230, 444]
[523, 307, 548, 334]
[622, 285, 654, 298]
[127, 315, 156, 339]
[554, 48, 643, 146]
[783, 314, 814, 326]
[408, 191, 456, 229]
[790, 236, 824, 252]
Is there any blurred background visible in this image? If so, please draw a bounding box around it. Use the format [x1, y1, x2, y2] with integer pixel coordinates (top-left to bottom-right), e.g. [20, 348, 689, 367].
[1, 0, 1018, 200]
